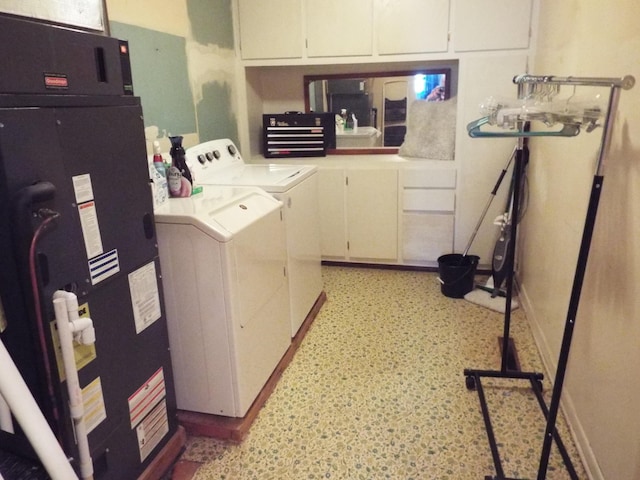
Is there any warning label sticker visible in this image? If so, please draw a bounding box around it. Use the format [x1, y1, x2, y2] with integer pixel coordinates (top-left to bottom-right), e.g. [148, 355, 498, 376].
[82, 377, 107, 434]
[78, 200, 104, 259]
[128, 368, 166, 429]
[136, 399, 169, 462]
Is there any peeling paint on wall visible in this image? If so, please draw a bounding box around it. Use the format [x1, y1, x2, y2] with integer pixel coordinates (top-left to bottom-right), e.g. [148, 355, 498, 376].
[187, 0, 234, 48]
[196, 81, 238, 144]
[108, 0, 239, 151]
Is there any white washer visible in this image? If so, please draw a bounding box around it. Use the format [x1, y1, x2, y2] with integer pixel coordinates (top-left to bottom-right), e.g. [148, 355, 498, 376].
[186, 139, 323, 337]
[154, 186, 291, 417]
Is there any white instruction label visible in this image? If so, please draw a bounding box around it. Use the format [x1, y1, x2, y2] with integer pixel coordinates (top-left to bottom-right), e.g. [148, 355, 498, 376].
[82, 377, 107, 434]
[72, 174, 94, 204]
[136, 399, 169, 462]
[128, 262, 161, 334]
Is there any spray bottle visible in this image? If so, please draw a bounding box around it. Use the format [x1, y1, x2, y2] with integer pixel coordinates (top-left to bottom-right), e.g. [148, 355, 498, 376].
[150, 141, 169, 205]
[152, 141, 166, 178]
[168, 136, 192, 197]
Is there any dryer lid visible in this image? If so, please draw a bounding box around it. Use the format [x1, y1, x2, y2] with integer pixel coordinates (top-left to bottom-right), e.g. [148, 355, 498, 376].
[154, 186, 282, 242]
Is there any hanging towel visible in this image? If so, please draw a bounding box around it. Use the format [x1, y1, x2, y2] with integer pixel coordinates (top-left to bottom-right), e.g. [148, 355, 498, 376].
[399, 98, 456, 160]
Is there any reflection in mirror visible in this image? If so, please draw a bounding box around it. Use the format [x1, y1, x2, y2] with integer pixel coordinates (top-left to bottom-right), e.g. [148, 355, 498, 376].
[305, 69, 451, 151]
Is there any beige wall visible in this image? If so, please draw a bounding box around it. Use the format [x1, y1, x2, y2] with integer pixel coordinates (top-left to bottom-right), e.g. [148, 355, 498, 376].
[520, 1, 640, 478]
[106, 0, 190, 37]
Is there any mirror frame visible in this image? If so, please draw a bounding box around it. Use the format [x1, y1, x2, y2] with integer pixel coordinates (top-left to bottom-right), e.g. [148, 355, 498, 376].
[304, 68, 451, 154]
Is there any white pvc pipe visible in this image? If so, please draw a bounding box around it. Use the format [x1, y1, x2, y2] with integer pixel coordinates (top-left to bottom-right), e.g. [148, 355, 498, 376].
[53, 291, 94, 480]
[0, 338, 78, 480]
[0, 391, 14, 433]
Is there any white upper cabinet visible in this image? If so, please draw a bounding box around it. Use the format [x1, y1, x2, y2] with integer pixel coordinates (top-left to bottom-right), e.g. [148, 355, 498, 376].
[306, 0, 373, 58]
[236, 0, 536, 61]
[377, 0, 450, 55]
[453, 0, 532, 51]
[238, 0, 303, 59]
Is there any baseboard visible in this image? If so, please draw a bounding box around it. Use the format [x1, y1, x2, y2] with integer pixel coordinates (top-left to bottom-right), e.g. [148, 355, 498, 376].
[321, 260, 493, 276]
[518, 282, 602, 480]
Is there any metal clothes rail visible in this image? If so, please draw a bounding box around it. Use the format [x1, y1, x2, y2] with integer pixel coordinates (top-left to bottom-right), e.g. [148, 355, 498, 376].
[463, 74, 634, 480]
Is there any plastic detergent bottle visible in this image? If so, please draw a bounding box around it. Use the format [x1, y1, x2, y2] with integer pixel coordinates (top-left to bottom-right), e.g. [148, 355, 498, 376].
[152, 141, 166, 178]
[168, 135, 193, 197]
[151, 141, 169, 204]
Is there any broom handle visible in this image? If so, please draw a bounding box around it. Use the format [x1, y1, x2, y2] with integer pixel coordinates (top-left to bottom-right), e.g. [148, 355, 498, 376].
[462, 146, 517, 257]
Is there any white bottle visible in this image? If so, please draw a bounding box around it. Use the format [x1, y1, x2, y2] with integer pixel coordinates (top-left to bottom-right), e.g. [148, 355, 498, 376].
[151, 141, 168, 206]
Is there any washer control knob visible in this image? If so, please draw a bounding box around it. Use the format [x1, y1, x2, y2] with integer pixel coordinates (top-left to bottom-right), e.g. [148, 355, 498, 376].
[197, 154, 206, 164]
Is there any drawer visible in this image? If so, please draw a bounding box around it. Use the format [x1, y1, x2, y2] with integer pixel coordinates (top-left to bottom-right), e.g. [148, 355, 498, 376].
[402, 213, 454, 261]
[402, 168, 456, 188]
[403, 189, 455, 212]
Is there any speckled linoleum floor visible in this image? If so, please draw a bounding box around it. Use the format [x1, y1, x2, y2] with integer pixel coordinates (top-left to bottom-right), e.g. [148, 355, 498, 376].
[178, 266, 586, 480]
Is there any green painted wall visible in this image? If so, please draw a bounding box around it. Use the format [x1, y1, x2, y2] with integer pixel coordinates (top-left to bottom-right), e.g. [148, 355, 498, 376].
[196, 81, 238, 143]
[187, 0, 234, 48]
[110, 21, 197, 139]
[187, 0, 238, 145]
[110, 0, 238, 146]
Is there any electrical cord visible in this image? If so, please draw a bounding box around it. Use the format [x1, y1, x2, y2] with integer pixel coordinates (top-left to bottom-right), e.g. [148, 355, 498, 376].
[28, 208, 62, 443]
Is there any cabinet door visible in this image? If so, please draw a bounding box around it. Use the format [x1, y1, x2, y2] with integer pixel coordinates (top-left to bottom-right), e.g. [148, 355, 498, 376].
[453, 0, 532, 51]
[347, 168, 398, 260]
[238, 0, 303, 59]
[306, 0, 373, 57]
[317, 168, 347, 258]
[377, 0, 449, 55]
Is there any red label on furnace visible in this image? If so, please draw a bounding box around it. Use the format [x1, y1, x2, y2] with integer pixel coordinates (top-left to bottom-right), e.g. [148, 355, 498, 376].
[44, 73, 68, 89]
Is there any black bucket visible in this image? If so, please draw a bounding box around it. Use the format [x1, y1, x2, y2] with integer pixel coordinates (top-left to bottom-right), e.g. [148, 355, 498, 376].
[437, 253, 479, 298]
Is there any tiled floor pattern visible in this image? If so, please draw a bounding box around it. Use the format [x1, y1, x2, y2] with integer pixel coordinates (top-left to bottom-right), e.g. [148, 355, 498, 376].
[177, 266, 586, 479]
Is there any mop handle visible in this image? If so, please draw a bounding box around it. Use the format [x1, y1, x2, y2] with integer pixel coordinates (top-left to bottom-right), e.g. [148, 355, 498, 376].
[462, 146, 517, 257]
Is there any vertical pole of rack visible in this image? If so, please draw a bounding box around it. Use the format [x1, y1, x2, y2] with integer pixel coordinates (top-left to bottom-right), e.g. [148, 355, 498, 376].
[536, 83, 622, 480]
[499, 136, 523, 372]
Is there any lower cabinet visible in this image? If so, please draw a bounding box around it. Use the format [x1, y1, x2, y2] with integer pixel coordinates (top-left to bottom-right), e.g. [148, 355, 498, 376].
[400, 167, 456, 264]
[317, 163, 455, 266]
[317, 167, 398, 262]
[347, 168, 398, 260]
[317, 168, 347, 258]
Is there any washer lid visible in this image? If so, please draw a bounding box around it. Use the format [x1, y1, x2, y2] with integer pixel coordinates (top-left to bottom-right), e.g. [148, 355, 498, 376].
[203, 163, 317, 192]
[154, 185, 282, 242]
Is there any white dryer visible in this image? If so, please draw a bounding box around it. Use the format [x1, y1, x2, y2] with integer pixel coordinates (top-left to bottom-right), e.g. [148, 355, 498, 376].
[186, 139, 323, 337]
[154, 186, 291, 418]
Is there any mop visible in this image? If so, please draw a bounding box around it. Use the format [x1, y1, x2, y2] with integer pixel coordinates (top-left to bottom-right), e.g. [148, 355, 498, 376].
[461, 146, 521, 313]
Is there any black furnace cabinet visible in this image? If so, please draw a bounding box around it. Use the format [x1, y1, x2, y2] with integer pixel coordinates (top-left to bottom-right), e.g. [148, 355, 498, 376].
[0, 15, 180, 479]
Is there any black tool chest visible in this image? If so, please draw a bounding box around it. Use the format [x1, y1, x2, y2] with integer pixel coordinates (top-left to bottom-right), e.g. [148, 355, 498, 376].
[263, 113, 335, 158]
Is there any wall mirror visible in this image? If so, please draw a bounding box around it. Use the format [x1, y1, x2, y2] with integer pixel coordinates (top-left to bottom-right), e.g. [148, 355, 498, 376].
[304, 68, 451, 153]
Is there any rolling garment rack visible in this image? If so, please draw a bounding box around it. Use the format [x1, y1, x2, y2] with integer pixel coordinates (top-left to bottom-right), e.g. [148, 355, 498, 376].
[463, 73, 635, 480]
